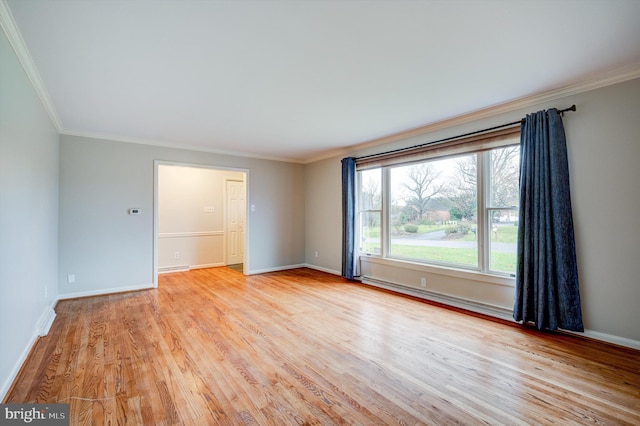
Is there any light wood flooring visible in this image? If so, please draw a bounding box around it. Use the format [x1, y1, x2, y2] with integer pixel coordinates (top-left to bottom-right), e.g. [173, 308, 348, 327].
[5, 267, 640, 425]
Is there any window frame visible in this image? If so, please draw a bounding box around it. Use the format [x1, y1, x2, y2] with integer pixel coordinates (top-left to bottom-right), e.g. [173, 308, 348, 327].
[356, 168, 383, 257]
[356, 131, 520, 278]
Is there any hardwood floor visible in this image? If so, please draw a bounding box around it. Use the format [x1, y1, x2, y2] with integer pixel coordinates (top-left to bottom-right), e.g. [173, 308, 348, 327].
[6, 267, 640, 425]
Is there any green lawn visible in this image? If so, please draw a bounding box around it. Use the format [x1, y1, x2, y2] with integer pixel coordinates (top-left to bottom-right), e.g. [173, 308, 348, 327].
[490, 252, 517, 274]
[391, 245, 477, 267]
[361, 223, 518, 273]
[392, 244, 516, 273]
[461, 223, 518, 243]
[361, 243, 516, 274]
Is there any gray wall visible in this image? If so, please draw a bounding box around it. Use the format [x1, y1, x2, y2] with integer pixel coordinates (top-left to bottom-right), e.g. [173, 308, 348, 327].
[0, 29, 59, 398]
[305, 157, 342, 274]
[305, 77, 640, 345]
[58, 135, 306, 297]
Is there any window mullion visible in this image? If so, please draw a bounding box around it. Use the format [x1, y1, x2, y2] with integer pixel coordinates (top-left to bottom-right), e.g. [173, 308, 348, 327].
[477, 152, 488, 272]
[381, 167, 390, 258]
[354, 172, 362, 257]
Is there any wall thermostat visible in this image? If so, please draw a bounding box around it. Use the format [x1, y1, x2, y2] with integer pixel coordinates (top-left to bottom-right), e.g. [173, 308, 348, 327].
[129, 208, 141, 215]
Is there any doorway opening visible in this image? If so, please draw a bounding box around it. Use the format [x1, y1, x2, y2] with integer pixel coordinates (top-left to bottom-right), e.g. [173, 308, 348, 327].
[224, 178, 246, 271]
[153, 161, 248, 286]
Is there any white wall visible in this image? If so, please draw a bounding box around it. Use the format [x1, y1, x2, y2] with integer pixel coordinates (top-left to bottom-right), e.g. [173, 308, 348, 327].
[305, 77, 640, 346]
[0, 28, 59, 399]
[158, 164, 245, 271]
[58, 135, 306, 297]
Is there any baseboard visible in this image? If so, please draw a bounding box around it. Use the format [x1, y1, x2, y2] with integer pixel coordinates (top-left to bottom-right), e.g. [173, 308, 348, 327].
[58, 283, 154, 300]
[361, 277, 640, 350]
[190, 262, 225, 270]
[37, 300, 57, 337]
[303, 263, 341, 276]
[0, 333, 39, 403]
[158, 265, 190, 274]
[245, 263, 307, 275]
[566, 329, 640, 350]
[0, 299, 57, 402]
[362, 277, 516, 322]
[245, 263, 341, 276]
[158, 262, 226, 275]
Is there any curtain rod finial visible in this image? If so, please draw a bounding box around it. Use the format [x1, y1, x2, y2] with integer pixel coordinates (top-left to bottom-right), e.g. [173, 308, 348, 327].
[559, 104, 577, 117]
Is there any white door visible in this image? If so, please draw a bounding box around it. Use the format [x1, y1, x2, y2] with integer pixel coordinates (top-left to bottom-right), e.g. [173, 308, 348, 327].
[225, 180, 246, 265]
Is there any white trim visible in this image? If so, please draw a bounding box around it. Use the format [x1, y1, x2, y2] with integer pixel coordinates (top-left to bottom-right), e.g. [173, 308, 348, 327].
[0, 328, 40, 402]
[157, 262, 233, 274]
[153, 160, 159, 288]
[191, 262, 225, 270]
[158, 265, 190, 274]
[244, 170, 251, 274]
[0, 298, 58, 401]
[303, 264, 341, 276]
[158, 231, 224, 238]
[361, 277, 514, 321]
[0, 0, 63, 131]
[566, 329, 640, 351]
[37, 300, 57, 337]
[306, 62, 640, 164]
[245, 263, 307, 276]
[57, 283, 154, 300]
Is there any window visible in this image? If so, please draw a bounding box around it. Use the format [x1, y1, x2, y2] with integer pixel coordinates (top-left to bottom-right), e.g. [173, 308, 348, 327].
[358, 168, 382, 255]
[487, 146, 520, 274]
[356, 131, 520, 276]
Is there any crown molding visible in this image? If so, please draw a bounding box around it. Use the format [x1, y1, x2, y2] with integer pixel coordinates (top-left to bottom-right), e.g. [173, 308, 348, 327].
[0, 0, 62, 131]
[303, 62, 640, 164]
[60, 129, 306, 164]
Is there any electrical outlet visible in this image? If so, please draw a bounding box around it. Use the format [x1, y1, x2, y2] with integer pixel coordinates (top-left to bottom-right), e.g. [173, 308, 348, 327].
[68, 274, 76, 284]
[314, 250, 319, 258]
[174, 252, 180, 259]
[421, 277, 427, 288]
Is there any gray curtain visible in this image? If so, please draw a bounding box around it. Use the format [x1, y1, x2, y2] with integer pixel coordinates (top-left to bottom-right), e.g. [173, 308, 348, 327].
[341, 157, 357, 280]
[514, 109, 584, 331]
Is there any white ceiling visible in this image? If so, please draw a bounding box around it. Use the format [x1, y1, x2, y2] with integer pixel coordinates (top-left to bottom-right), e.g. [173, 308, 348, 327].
[5, 0, 640, 163]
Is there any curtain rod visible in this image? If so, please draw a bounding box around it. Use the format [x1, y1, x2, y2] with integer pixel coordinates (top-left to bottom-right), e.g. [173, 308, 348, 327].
[355, 105, 577, 161]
